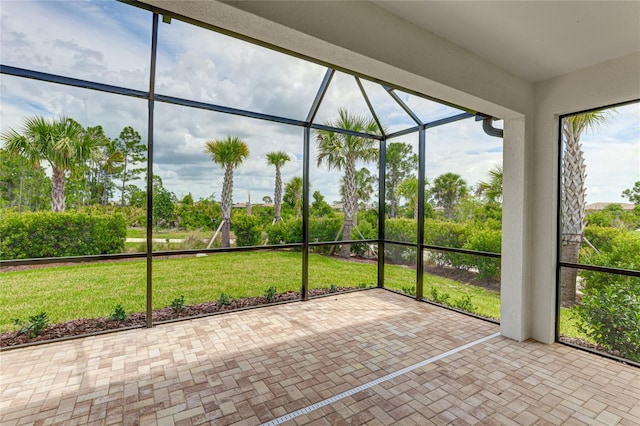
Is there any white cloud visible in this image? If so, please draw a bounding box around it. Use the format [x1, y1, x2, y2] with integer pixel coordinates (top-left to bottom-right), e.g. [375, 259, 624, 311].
[1, 1, 151, 89]
[579, 102, 640, 204]
[2, 0, 637, 208]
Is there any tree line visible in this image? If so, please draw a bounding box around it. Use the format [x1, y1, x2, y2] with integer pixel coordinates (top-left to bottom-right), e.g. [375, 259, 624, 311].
[0, 116, 146, 212]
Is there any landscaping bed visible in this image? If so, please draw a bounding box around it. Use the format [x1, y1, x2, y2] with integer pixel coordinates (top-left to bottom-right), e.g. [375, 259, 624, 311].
[0, 287, 352, 348]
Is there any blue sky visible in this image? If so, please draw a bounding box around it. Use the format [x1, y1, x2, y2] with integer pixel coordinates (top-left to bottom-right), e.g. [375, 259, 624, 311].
[1, 0, 638, 206]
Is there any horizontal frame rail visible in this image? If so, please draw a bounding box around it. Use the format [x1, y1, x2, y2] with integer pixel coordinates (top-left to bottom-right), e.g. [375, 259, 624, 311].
[1, 242, 504, 268]
[559, 261, 640, 278]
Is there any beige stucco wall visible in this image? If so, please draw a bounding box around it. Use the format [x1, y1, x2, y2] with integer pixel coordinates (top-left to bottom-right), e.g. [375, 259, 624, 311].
[138, 0, 639, 344]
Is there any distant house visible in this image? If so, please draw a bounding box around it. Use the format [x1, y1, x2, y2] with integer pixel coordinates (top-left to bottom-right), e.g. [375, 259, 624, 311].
[585, 202, 635, 211]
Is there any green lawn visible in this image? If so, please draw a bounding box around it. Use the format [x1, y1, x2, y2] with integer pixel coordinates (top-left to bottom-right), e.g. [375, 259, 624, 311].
[2, 251, 587, 337]
[0, 251, 503, 333]
[126, 228, 211, 240]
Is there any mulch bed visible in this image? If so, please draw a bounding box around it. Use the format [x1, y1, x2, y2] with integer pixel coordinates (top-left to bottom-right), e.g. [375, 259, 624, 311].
[0, 288, 351, 348]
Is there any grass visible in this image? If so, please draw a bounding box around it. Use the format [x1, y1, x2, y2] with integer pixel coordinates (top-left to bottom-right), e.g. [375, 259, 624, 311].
[384, 266, 502, 320]
[126, 228, 211, 240]
[0, 251, 588, 338]
[0, 250, 583, 336]
[0, 252, 501, 334]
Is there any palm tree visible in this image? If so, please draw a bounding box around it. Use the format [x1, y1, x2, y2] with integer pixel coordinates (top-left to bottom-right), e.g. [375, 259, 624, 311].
[1, 116, 101, 212]
[477, 165, 503, 204]
[431, 172, 468, 220]
[266, 151, 291, 223]
[284, 176, 303, 218]
[316, 109, 381, 258]
[386, 142, 417, 218]
[340, 167, 376, 226]
[398, 176, 419, 220]
[205, 136, 250, 248]
[560, 111, 607, 305]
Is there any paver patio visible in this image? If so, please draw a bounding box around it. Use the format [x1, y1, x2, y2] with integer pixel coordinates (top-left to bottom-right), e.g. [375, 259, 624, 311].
[1, 289, 638, 425]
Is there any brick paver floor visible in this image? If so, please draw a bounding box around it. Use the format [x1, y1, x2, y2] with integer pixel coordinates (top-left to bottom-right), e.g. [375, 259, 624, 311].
[1, 289, 638, 425]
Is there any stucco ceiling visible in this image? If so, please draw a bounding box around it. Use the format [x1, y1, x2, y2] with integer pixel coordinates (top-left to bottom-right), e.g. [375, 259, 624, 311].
[372, 1, 640, 83]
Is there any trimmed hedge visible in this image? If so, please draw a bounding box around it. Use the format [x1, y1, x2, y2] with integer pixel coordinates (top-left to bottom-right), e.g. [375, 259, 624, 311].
[0, 211, 126, 259]
[463, 228, 502, 279]
[231, 212, 263, 247]
[385, 218, 502, 279]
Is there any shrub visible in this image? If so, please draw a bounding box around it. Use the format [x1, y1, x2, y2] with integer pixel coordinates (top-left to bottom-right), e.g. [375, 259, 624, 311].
[266, 220, 292, 245]
[0, 211, 126, 259]
[401, 285, 416, 296]
[231, 212, 263, 247]
[264, 286, 277, 302]
[351, 218, 377, 257]
[577, 284, 640, 362]
[170, 295, 185, 313]
[109, 305, 127, 321]
[577, 232, 640, 362]
[266, 218, 303, 245]
[218, 292, 231, 305]
[175, 198, 221, 231]
[463, 228, 501, 279]
[310, 217, 343, 243]
[385, 219, 417, 264]
[452, 295, 476, 313]
[429, 287, 450, 305]
[78, 205, 145, 228]
[582, 226, 624, 255]
[13, 312, 49, 338]
[424, 219, 470, 269]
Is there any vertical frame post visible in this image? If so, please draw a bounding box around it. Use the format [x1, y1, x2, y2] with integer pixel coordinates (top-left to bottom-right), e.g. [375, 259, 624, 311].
[377, 138, 386, 288]
[555, 115, 564, 342]
[302, 127, 311, 300]
[146, 13, 159, 328]
[416, 128, 426, 300]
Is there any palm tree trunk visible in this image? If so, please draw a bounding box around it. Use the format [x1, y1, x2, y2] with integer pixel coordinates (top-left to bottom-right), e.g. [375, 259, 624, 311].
[342, 218, 352, 258]
[560, 241, 580, 305]
[274, 167, 282, 222]
[561, 125, 587, 305]
[220, 164, 234, 248]
[51, 167, 66, 212]
[342, 158, 357, 258]
[121, 156, 128, 207]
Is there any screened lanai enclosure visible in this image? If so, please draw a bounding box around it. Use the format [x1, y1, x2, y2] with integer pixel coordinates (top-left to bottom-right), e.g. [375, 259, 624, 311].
[0, 0, 505, 349]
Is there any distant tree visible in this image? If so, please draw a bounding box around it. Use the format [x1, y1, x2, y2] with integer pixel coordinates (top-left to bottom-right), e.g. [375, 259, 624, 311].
[152, 175, 176, 230]
[622, 181, 640, 205]
[114, 126, 146, 206]
[398, 177, 419, 220]
[1, 116, 103, 212]
[0, 148, 49, 211]
[316, 109, 381, 258]
[311, 190, 334, 217]
[181, 193, 194, 205]
[262, 195, 273, 204]
[385, 142, 417, 218]
[205, 136, 249, 247]
[431, 172, 468, 220]
[87, 129, 124, 205]
[266, 151, 291, 223]
[124, 184, 145, 208]
[284, 176, 303, 219]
